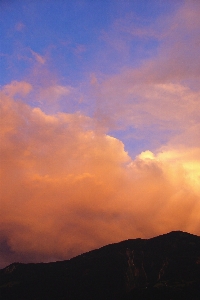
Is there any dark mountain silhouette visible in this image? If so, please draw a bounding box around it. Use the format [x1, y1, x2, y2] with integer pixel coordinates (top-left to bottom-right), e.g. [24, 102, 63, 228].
[0, 231, 200, 299]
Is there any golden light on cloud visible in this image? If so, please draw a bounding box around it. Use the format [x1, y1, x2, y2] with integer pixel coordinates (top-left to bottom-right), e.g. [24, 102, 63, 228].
[0, 82, 199, 267]
[1, 0, 200, 271]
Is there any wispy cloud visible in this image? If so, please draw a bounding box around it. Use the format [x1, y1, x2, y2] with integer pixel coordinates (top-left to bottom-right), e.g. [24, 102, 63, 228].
[15, 22, 25, 32]
[39, 85, 71, 101]
[3, 80, 32, 96]
[91, 1, 200, 148]
[30, 49, 46, 64]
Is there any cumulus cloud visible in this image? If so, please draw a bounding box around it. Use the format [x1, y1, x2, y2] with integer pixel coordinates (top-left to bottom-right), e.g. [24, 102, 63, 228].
[0, 1, 200, 266]
[0, 1, 200, 269]
[0, 83, 199, 268]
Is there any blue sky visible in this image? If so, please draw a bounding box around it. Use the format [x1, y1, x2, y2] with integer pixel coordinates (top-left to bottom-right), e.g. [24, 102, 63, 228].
[1, 1, 180, 84]
[0, 0, 200, 267]
[1, 0, 184, 156]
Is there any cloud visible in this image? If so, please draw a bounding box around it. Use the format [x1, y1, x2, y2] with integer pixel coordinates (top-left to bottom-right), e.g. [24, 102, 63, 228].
[15, 22, 25, 32]
[36, 85, 73, 112]
[0, 83, 199, 268]
[39, 85, 71, 100]
[89, 1, 200, 149]
[93, 79, 200, 144]
[3, 81, 32, 97]
[0, 1, 199, 269]
[74, 44, 87, 56]
[116, 1, 200, 81]
[30, 49, 46, 64]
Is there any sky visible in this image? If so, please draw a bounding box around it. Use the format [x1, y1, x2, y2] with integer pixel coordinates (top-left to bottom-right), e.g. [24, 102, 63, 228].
[0, 0, 200, 268]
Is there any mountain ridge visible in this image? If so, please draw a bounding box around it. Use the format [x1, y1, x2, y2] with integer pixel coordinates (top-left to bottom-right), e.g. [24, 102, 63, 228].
[1, 231, 200, 299]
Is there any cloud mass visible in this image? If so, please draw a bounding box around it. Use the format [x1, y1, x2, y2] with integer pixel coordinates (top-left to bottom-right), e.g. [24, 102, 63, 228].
[0, 81, 199, 268]
[0, 0, 200, 269]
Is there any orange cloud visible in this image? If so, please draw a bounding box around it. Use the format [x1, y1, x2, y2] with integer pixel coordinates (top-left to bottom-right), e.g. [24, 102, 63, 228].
[0, 83, 199, 268]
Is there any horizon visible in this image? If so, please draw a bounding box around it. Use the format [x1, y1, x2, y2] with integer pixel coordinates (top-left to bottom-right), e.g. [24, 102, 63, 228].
[1, 230, 199, 269]
[0, 0, 200, 269]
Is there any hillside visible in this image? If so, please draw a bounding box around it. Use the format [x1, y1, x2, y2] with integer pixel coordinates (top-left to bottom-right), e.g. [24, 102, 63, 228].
[0, 231, 200, 299]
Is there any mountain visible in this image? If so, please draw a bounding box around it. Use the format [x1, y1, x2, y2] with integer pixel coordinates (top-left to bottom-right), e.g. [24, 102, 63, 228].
[0, 231, 200, 299]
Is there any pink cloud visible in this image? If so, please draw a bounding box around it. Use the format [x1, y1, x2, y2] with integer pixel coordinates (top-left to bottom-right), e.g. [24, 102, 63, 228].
[89, 2, 200, 144]
[3, 81, 32, 97]
[30, 49, 46, 64]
